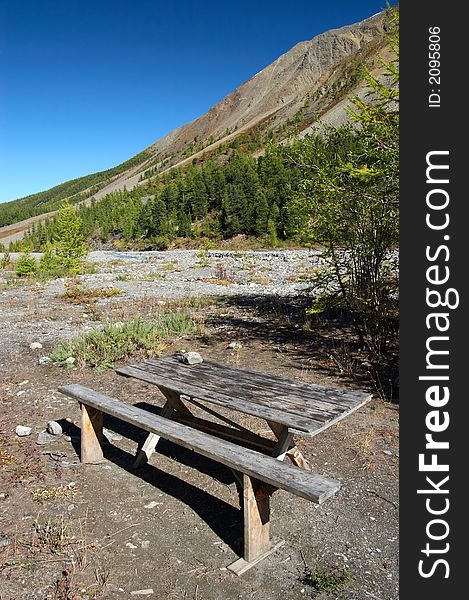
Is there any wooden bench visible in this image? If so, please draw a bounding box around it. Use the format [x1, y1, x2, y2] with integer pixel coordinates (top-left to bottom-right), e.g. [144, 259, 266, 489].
[59, 383, 341, 574]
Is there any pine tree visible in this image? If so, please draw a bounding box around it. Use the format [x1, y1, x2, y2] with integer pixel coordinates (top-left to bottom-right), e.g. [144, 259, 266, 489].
[54, 202, 87, 272]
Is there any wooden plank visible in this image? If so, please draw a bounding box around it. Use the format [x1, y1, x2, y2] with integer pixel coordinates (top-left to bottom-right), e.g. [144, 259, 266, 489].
[243, 475, 271, 561]
[142, 359, 347, 416]
[174, 413, 276, 451]
[149, 356, 369, 407]
[123, 361, 370, 436]
[139, 358, 371, 423]
[117, 365, 320, 434]
[227, 539, 285, 576]
[59, 384, 340, 504]
[80, 404, 104, 464]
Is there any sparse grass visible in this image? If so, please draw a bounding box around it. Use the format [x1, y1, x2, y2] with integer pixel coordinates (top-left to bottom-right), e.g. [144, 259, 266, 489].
[50, 312, 199, 370]
[0, 450, 16, 466]
[32, 516, 76, 556]
[300, 562, 354, 595]
[59, 282, 123, 303]
[249, 272, 270, 285]
[114, 272, 166, 282]
[32, 484, 78, 504]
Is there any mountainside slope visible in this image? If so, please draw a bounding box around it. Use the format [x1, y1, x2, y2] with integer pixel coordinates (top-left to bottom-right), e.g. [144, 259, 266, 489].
[0, 10, 390, 243]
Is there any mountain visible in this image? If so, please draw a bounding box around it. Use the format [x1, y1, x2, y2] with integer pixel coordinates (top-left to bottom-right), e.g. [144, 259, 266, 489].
[0, 10, 391, 244]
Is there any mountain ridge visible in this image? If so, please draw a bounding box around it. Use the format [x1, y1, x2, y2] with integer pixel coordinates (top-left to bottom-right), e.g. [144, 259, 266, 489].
[0, 9, 391, 244]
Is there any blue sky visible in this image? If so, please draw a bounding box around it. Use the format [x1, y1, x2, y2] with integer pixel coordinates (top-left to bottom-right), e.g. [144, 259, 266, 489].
[0, 0, 387, 203]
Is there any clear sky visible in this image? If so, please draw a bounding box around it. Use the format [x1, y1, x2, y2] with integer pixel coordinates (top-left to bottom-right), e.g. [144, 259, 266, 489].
[0, 0, 387, 203]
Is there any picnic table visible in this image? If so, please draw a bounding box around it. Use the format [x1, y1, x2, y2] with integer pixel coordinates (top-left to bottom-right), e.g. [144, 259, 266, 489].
[60, 354, 371, 574]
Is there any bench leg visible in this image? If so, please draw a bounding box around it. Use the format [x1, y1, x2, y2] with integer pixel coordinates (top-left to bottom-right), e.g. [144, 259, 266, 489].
[227, 475, 285, 575]
[80, 404, 104, 464]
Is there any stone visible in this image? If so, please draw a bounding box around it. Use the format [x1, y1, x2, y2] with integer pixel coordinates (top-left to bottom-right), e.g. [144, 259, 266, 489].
[37, 430, 60, 445]
[227, 341, 242, 350]
[179, 351, 203, 365]
[130, 591, 154, 597]
[38, 356, 51, 365]
[15, 425, 32, 437]
[29, 342, 43, 350]
[47, 421, 63, 436]
[65, 357, 76, 365]
[382, 450, 392, 456]
[0, 533, 10, 548]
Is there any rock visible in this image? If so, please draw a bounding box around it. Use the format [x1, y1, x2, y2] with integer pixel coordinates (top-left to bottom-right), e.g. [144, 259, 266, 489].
[15, 425, 32, 437]
[38, 356, 51, 365]
[36, 430, 61, 445]
[130, 591, 154, 597]
[179, 351, 203, 365]
[382, 450, 392, 456]
[29, 342, 43, 350]
[16, 390, 26, 397]
[227, 341, 242, 350]
[47, 421, 63, 436]
[0, 533, 10, 548]
[65, 357, 76, 365]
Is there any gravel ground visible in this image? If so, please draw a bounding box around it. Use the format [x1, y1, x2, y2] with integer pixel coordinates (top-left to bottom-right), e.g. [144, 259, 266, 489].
[0, 249, 399, 599]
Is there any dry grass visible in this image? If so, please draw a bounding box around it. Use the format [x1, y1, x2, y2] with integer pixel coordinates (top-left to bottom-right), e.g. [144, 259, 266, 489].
[31, 484, 79, 504]
[59, 282, 122, 303]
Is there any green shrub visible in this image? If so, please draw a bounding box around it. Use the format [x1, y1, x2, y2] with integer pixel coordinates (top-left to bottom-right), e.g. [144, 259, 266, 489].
[1, 249, 11, 269]
[39, 243, 60, 274]
[16, 253, 37, 277]
[50, 312, 198, 371]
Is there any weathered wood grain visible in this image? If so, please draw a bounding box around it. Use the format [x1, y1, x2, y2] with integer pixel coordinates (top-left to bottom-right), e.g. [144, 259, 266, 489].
[59, 384, 340, 504]
[117, 365, 319, 434]
[149, 356, 369, 407]
[80, 404, 104, 464]
[243, 475, 271, 561]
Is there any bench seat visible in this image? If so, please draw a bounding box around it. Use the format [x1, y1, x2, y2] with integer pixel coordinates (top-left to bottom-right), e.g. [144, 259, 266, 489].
[59, 383, 340, 504]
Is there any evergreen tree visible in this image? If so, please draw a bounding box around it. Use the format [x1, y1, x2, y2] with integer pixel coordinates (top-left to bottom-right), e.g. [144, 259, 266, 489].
[54, 202, 87, 272]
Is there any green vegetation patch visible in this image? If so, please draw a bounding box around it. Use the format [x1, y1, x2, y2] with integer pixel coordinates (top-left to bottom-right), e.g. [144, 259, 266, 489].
[50, 312, 199, 371]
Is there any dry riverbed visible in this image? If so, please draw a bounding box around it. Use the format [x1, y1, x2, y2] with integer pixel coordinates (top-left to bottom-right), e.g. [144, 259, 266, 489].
[0, 250, 398, 600]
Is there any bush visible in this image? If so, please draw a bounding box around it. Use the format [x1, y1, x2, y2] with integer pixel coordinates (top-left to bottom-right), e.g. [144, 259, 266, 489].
[39, 243, 60, 275]
[1, 250, 11, 269]
[16, 253, 37, 277]
[151, 235, 170, 251]
[50, 313, 198, 371]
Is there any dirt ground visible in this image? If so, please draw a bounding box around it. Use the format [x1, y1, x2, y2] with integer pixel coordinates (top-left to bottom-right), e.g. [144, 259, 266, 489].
[0, 265, 398, 600]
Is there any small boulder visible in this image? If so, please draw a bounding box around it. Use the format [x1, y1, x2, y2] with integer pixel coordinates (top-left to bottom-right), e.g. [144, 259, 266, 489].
[179, 351, 203, 365]
[227, 342, 242, 350]
[0, 533, 10, 548]
[38, 356, 51, 365]
[29, 342, 43, 350]
[46, 421, 63, 436]
[65, 357, 76, 365]
[37, 430, 60, 445]
[15, 425, 32, 437]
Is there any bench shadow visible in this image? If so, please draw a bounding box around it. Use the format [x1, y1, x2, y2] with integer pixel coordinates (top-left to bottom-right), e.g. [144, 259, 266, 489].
[60, 415, 244, 555]
[103, 443, 243, 555]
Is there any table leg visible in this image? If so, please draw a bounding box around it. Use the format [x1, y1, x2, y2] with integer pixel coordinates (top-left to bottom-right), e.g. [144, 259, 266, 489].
[134, 388, 193, 468]
[267, 421, 312, 471]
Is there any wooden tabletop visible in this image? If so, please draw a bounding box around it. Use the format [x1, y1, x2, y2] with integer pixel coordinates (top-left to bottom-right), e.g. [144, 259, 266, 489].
[116, 355, 371, 436]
